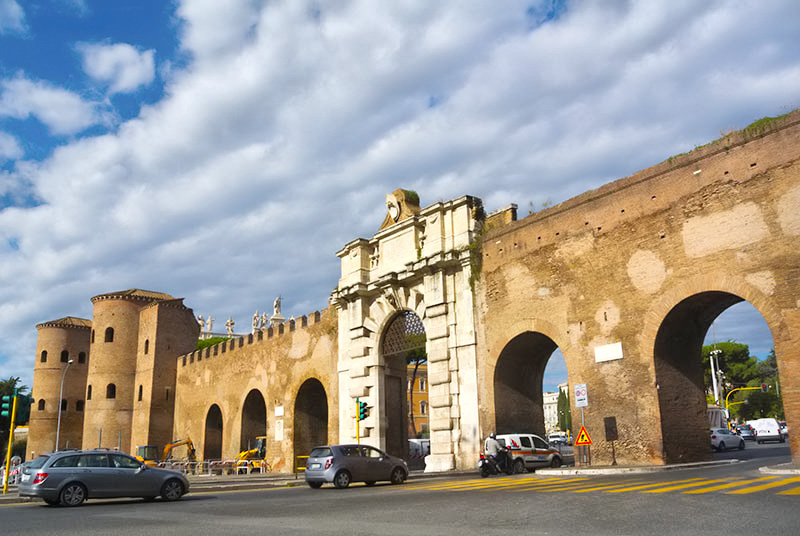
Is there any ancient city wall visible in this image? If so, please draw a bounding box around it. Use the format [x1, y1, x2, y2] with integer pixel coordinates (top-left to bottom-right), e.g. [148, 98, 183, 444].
[173, 309, 338, 471]
[477, 111, 800, 465]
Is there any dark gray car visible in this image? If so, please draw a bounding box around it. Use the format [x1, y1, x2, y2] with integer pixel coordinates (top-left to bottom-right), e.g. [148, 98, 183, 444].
[304, 444, 408, 489]
[18, 449, 190, 506]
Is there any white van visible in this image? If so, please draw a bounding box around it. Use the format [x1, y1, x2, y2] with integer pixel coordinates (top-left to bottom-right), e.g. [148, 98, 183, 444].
[747, 418, 785, 444]
[496, 433, 562, 473]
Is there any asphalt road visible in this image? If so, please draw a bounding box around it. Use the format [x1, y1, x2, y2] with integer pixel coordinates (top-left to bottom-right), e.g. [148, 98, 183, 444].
[1, 441, 796, 536]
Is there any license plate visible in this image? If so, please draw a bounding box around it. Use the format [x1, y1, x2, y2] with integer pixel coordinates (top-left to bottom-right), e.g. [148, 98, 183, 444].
[21, 474, 30, 482]
[310, 463, 321, 469]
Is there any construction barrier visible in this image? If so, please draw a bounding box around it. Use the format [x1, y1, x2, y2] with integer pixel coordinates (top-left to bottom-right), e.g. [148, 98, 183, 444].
[295, 455, 309, 478]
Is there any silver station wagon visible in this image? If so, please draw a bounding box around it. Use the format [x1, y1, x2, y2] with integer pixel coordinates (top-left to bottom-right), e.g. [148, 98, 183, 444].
[18, 449, 190, 506]
[304, 444, 408, 489]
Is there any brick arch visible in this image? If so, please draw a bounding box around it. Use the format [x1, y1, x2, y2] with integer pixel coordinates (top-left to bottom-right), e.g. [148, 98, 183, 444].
[639, 272, 782, 463]
[488, 317, 574, 436]
[292, 377, 328, 468]
[239, 389, 267, 453]
[203, 404, 224, 461]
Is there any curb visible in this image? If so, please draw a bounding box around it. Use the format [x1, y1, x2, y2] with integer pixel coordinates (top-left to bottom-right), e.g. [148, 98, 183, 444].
[758, 463, 800, 475]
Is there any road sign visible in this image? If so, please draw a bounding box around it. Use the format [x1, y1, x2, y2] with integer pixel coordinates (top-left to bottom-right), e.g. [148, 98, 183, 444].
[574, 383, 588, 408]
[575, 425, 592, 446]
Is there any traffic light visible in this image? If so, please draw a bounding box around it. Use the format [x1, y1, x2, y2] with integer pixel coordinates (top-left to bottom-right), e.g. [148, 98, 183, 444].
[16, 395, 34, 424]
[761, 383, 768, 393]
[358, 400, 368, 421]
[1, 392, 14, 418]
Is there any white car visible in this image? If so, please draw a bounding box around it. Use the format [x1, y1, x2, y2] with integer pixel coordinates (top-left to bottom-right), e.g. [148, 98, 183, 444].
[710, 428, 744, 451]
[496, 433, 563, 473]
[748, 418, 785, 444]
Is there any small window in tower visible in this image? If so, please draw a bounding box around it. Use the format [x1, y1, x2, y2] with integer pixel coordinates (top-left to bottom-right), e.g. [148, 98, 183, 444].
[91, 330, 95, 343]
[38, 399, 46, 411]
[104, 327, 114, 343]
[76, 400, 84, 412]
[78, 352, 86, 364]
[87, 385, 92, 400]
[106, 383, 116, 399]
[144, 339, 149, 354]
[40, 350, 47, 363]
[165, 387, 170, 401]
[138, 385, 143, 402]
[61, 399, 67, 411]
[61, 350, 69, 363]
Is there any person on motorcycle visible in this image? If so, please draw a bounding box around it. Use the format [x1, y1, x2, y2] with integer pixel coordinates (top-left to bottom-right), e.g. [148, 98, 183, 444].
[484, 432, 507, 473]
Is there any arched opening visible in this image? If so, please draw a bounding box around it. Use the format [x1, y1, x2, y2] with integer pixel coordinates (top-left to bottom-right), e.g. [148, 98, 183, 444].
[240, 390, 267, 452]
[380, 310, 426, 459]
[654, 291, 777, 463]
[204, 404, 223, 460]
[293, 379, 328, 465]
[106, 383, 116, 399]
[493, 331, 559, 436]
[40, 351, 47, 363]
[104, 327, 114, 342]
[78, 352, 86, 364]
[61, 350, 69, 363]
[87, 385, 92, 400]
[38, 399, 45, 411]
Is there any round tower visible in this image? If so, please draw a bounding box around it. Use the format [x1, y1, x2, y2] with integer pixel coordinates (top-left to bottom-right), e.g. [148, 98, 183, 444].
[27, 317, 91, 459]
[82, 289, 175, 453]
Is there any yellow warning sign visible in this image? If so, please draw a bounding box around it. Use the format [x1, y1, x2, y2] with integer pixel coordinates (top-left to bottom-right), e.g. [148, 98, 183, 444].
[574, 425, 592, 446]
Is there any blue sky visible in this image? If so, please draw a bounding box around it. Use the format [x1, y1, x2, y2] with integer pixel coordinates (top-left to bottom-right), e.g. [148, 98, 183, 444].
[1, 0, 798, 393]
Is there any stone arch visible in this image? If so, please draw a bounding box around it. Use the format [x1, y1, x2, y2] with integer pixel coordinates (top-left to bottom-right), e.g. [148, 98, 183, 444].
[293, 378, 328, 467]
[204, 404, 223, 460]
[240, 389, 267, 453]
[378, 309, 427, 458]
[642, 273, 782, 463]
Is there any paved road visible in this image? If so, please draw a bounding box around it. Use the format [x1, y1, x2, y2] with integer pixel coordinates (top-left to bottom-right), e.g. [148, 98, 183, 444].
[1, 441, 795, 535]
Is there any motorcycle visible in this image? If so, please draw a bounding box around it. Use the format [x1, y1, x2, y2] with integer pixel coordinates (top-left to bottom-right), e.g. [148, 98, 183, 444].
[478, 447, 512, 477]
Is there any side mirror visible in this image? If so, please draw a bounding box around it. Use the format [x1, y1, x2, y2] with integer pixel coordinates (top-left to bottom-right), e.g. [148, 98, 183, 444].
[136, 464, 147, 473]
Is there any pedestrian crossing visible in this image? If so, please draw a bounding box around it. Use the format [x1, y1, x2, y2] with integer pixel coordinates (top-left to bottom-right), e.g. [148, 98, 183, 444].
[400, 474, 800, 496]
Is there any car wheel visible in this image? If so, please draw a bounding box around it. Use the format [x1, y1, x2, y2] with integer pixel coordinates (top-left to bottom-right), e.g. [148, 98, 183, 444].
[513, 458, 525, 474]
[480, 464, 490, 478]
[550, 457, 562, 468]
[390, 467, 407, 485]
[333, 470, 351, 489]
[717, 441, 725, 451]
[738, 440, 745, 450]
[59, 482, 86, 507]
[43, 498, 60, 506]
[160, 478, 184, 501]
[307, 481, 323, 489]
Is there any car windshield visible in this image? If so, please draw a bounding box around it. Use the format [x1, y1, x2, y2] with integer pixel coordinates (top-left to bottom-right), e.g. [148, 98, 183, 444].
[28, 455, 49, 469]
[309, 447, 332, 457]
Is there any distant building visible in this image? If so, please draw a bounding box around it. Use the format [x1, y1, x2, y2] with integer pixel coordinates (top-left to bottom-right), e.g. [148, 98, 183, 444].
[407, 363, 429, 438]
[543, 382, 570, 432]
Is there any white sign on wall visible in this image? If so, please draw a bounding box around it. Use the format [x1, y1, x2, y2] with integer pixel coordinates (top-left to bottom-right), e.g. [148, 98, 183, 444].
[575, 383, 588, 408]
[275, 419, 284, 441]
[274, 405, 284, 417]
[594, 342, 624, 363]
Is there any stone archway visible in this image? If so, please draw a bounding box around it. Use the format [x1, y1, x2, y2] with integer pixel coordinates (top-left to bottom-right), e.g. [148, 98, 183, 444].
[493, 331, 559, 436]
[204, 404, 223, 460]
[380, 310, 426, 459]
[294, 379, 328, 465]
[240, 390, 267, 452]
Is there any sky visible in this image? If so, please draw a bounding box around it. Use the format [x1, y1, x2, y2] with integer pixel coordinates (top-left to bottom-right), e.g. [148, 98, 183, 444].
[1, 0, 798, 392]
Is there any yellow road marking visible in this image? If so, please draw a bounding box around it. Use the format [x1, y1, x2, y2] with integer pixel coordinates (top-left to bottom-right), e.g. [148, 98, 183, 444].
[776, 485, 800, 495]
[604, 478, 703, 493]
[569, 481, 648, 493]
[513, 479, 591, 492]
[640, 478, 735, 494]
[405, 476, 552, 491]
[725, 476, 800, 494]
[683, 476, 776, 494]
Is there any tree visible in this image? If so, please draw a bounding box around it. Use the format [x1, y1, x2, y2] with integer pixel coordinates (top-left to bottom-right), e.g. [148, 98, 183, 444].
[701, 342, 760, 395]
[557, 389, 571, 433]
[1, 377, 29, 459]
[406, 332, 427, 439]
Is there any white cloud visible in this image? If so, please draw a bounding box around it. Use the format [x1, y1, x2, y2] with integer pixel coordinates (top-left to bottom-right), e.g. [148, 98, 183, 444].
[0, 75, 109, 135]
[1, 0, 797, 386]
[0, 130, 22, 161]
[78, 42, 156, 94]
[0, 0, 25, 34]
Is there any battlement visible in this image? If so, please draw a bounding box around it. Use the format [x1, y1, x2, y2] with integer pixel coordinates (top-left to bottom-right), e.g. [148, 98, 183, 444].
[179, 308, 330, 367]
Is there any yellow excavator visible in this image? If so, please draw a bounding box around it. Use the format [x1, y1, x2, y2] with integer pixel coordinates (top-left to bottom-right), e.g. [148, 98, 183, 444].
[136, 438, 197, 467]
[235, 436, 267, 473]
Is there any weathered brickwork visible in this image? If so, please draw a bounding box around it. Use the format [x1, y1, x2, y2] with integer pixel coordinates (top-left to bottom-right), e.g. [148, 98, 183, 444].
[477, 112, 800, 465]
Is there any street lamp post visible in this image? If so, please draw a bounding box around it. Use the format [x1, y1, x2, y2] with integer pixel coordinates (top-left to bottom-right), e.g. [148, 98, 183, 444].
[709, 349, 722, 405]
[55, 359, 74, 451]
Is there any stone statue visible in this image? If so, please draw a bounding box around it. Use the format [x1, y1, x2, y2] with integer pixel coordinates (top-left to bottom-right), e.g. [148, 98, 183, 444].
[197, 315, 204, 331]
[273, 296, 282, 317]
[252, 311, 259, 334]
[206, 316, 214, 333]
[225, 317, 235, 335]
[260, 312, 269, 330]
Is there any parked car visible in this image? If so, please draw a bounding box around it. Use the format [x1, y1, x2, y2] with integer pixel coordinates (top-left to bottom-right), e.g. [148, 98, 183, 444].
[710, 428, 745, 451]
[304, 444, 408, 489]
[547, 432, 568, 445]
[496, 433, 563, 473]
[780, 421, 789, 437]
[736, 424, 757, 441]
[748, 418, 785, 444]
[18, 449, 190, 506]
